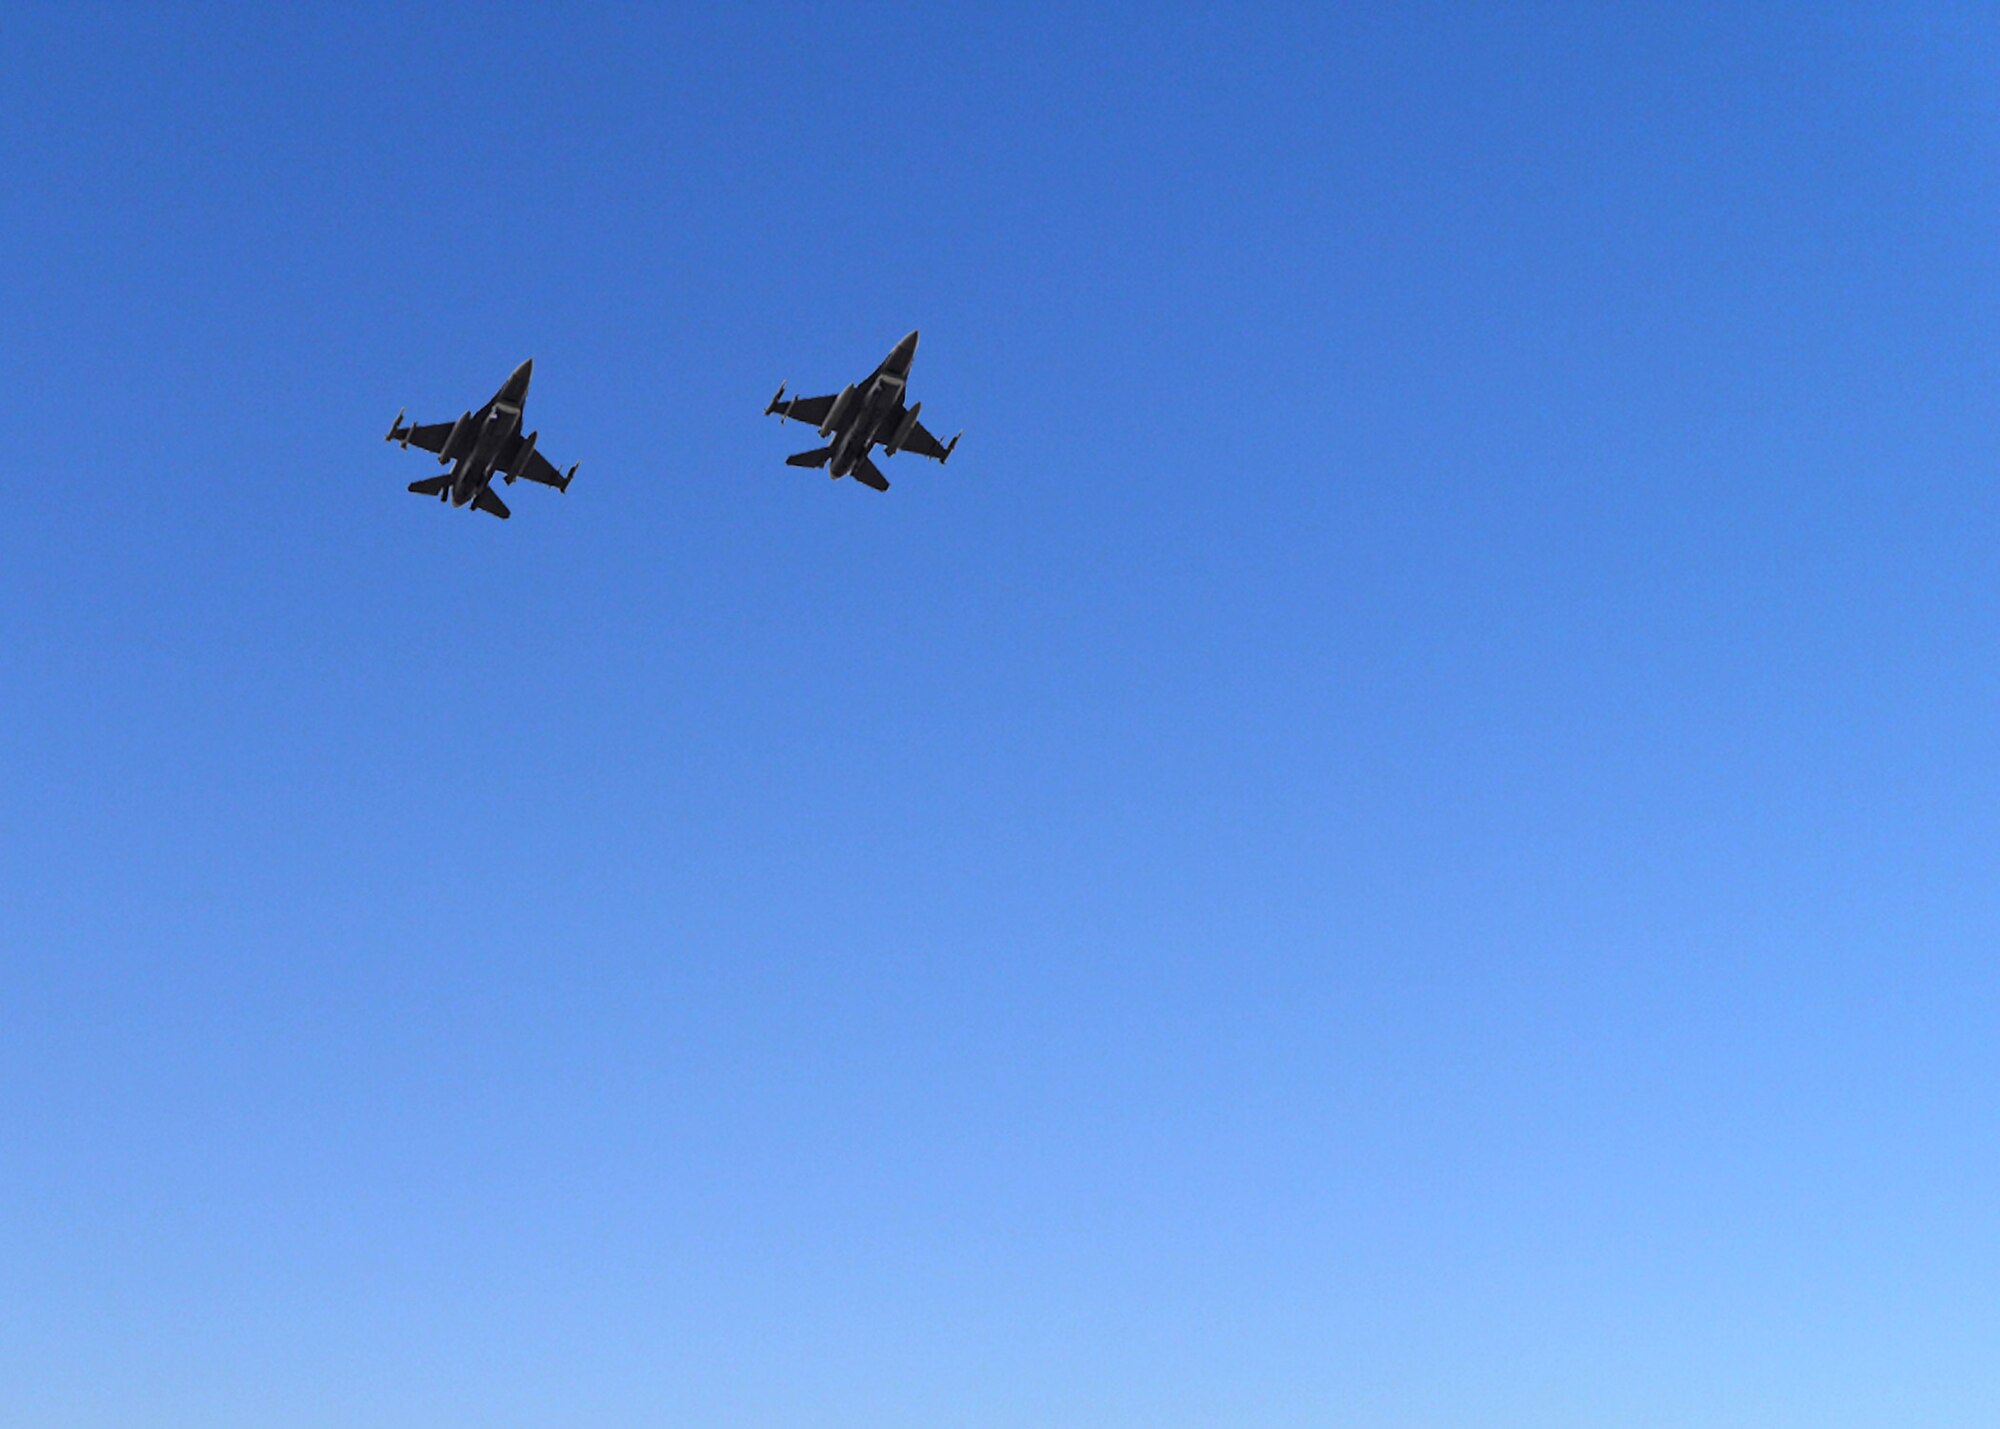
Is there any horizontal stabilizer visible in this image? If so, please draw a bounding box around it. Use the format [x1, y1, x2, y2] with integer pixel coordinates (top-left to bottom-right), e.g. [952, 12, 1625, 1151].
[472, 486, 511, 520]
[785, 446, 834, 469]
[407, 475, 451, 497]
[850, 455, 889, 492]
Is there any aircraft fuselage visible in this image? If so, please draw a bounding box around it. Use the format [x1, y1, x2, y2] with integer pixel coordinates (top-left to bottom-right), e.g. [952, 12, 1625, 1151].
[430, 361, 532, 505]
[830, 374, 904, 476]
[452, 398, 523, 505]
[827, 330, 919, 477]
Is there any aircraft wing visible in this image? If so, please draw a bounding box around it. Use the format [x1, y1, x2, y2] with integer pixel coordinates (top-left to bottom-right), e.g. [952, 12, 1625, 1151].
[895, 415, 958, 463]
[770, 392, 835, 426]
[504, 440, 575, 491]
[397, 420, 459, 455]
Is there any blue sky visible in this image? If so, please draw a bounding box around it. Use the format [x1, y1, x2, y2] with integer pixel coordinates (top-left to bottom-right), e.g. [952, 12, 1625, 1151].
[4, 4, 1999, 1424]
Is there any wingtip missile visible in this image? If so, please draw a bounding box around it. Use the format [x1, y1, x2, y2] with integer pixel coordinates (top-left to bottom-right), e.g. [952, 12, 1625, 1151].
[943, 431, 961, 464]
[563, 463, 578, 492]
[386, 408, 406, 443]
[766, 382, 788, 418]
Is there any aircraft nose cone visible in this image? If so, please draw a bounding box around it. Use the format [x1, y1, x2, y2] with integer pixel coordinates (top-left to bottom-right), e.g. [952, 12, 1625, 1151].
[890, 330, 919, 369]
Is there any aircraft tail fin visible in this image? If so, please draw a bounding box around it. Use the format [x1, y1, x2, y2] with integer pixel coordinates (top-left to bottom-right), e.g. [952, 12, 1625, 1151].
[785, 445, 834, 469]
[472, 486, 511, 520]
[408, 475, 451, 498]
[850, 455, 889, 492]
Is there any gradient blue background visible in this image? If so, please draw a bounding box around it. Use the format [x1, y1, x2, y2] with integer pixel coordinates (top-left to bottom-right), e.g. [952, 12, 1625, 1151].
[4, 4, 1999, 1424]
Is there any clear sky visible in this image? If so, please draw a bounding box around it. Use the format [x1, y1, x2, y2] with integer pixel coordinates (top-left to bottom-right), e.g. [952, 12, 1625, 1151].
[4, 4, 1999, 1425]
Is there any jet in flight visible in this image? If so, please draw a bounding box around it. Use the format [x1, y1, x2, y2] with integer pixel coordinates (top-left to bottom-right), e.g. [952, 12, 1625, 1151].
[765, 330, 960, 491]
[385, 359, 577, 519]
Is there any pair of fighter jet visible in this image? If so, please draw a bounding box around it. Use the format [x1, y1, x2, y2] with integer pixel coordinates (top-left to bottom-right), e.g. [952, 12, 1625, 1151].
[385, 330, 961, 519]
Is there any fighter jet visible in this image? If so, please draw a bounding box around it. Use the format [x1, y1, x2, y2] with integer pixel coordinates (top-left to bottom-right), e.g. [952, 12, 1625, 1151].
[384, 359, 577, 519]
[765, 330, 960, 491]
